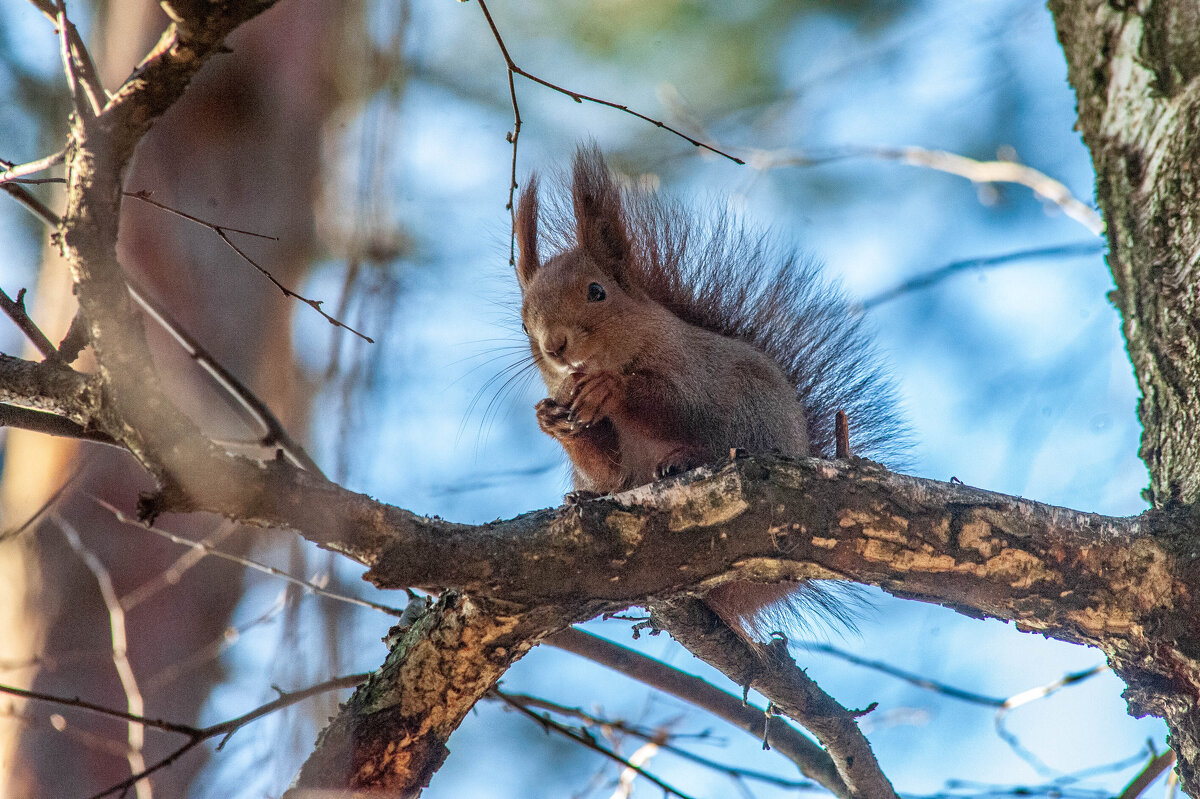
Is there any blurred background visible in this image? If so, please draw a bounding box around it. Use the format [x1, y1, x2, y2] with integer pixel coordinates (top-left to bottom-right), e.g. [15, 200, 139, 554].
[0, 0, 1165, 797]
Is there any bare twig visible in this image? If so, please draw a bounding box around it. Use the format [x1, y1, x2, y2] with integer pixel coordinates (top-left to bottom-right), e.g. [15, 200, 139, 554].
[0, 287, 61, 362]
[0, 671, 368, 799]
[755, 145, 1103, 236]
[473, 0, 744, 254]
[120, 521, 240, 612]
[492, 689, 697, 799]
[0, 150, 67, 184]
[859, 241, 1106, 310]
[54, 513, 151, 799]
[494, 690, 816, 791]
[834, 410, 850, 459]
[2, 163, 323, 474]
[0, 461, 83, 544]
[0, 682, 197, 735]
[798, 640, 1007, 706]
[126, 190, 374, 343]
[142, 591, 288, 697]
[54, 0, 104, 118]
[994, 664, 1109, 775]
[126, 277, 323, 473]
[0, 177, 60, 227]
[89, 495, 403, 616]
[547, 626, 847, 796]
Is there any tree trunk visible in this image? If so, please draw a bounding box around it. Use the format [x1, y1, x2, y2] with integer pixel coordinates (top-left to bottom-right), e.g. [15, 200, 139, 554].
[1049, 0, 1200, 791]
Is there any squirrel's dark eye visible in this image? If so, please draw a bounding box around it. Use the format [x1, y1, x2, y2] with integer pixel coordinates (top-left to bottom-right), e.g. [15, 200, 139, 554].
[521, 321, 529, 335]
[587, 282, 606, 302]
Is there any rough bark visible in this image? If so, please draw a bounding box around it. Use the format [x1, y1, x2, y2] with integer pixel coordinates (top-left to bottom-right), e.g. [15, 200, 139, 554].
[1048, 0, 1200, 792]
[1050, 0, 1200, 508]
[290, 595, 588, 796]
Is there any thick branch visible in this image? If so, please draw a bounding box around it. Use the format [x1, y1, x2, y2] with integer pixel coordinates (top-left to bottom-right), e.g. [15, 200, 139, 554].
[290, 593, 590, 794]
[0, 352, 103, 426]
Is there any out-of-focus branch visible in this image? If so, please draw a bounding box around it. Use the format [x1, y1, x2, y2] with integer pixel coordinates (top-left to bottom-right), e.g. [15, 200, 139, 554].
[1116, 750, 1176, 799]
[0, 150, 66, 184]
[0, 287, 62, 362]
[491, 689, 696, 799]
[548, 626, 847, 795]
[858, 241, 1106, 311]
[753, 144, 1104, 235]
[654, 598, 899, 799]
[54, 514, 150, 799]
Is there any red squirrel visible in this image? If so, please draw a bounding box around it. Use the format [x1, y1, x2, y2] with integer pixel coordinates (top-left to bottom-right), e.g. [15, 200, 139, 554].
[514, 145, 907, 635]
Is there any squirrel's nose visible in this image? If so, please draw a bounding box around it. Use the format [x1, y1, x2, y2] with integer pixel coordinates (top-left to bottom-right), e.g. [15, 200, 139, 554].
[543, 335, 568, 361]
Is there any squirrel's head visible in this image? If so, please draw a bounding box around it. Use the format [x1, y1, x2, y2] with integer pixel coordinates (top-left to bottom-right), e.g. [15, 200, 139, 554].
[514, 148, 652, 378]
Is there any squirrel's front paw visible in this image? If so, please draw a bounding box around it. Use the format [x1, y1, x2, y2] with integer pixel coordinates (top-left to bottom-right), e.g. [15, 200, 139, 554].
[570, 371, 624, 425]
[536, 398, 582, 439]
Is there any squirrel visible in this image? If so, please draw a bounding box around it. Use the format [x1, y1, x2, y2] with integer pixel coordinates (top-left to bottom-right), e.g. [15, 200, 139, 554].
[513, 145, 907, 636]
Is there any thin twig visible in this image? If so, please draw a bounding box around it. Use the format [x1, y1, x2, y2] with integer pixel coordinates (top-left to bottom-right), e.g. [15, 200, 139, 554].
[0, 287, 62, 361]
[492, 688, 697, 799]
[142, 592, 288, 697]
[798, 640, 1007, 706]
[0, 682, 198, 735]
[120, 521, 240, 612]
[755, 145, 1103, 236]
[54, 513, 151, 799]
[473, 0, 744, 257]
[0, 170, 324, 475]
[0, 178, 60, 227]
[86, 672, 369, 799]
[0, 150, 67, 184]
[89, 495, 403, 616]
[859, 241, 1106, 310]
[54, 0, 103, 118]
[126, 277, 322, 473]
[126, 190, 375, 343]
[0, 461, 84, 544]
[547, 626, 848, 796]
[494, 690, 816, 791]
[993, 664, 1109, 776]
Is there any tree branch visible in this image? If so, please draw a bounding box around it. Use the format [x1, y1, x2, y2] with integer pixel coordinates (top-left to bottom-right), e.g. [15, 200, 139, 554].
[654, 597, 898, 798]
[547, 626, 848, 796]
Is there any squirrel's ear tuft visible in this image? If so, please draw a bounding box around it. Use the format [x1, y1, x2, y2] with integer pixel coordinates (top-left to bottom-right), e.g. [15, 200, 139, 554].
[572, 145, 631, 271]
[515, 174, 541, 286]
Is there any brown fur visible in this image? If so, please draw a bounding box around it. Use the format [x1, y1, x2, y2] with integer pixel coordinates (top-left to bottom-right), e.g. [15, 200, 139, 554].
[515, 145, 907, 636]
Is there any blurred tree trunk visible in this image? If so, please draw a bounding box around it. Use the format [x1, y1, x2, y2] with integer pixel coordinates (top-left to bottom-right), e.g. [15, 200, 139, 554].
[4, 1, 339, 796]
[1050, 0, 1200, 791]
